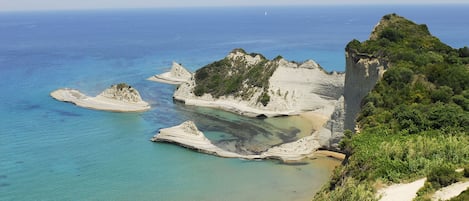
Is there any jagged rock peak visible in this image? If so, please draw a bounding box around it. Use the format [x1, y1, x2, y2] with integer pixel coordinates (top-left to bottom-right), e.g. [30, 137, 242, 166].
[170, 61, 192, 80]
[227, 48, 266, 66]
[99, 83, 144, 103]
[179, 121, 203, 136]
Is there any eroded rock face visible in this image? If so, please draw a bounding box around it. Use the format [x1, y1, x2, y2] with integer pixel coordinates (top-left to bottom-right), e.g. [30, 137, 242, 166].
[99, 83, 144, 103]
[317, 96, 345, 150]
[169, 62, 192, 81]
[343, 51, 388, 131]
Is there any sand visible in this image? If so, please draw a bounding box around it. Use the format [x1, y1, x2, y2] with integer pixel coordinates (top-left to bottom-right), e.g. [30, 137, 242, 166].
[377, 178, 426, 201]
[432, 181, 469, 201]
[50, 88, 150, 112]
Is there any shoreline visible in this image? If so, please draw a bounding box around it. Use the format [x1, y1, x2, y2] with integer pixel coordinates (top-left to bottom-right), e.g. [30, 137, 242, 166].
[152, 112, 344, 163]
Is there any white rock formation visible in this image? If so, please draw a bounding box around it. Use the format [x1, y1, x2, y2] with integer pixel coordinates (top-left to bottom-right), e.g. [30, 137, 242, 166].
[152, 121, 325, 162]
[343, 51, 388, 131]
[316, 96, 345, 149]
[173, 51, 345, 119]
[50, 83, 150, 112]
[148, 61, 192, 84]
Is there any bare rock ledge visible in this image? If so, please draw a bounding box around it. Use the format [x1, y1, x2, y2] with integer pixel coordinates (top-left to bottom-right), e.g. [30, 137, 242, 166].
[147, 61, 192, 85]
[50, 83, 150, 112]
[151, 121, 322, 162]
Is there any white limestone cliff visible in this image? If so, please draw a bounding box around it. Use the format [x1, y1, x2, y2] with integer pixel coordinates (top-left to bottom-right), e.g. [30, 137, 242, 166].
[343, 51, 388, 131]
[173, 51, 345, 119]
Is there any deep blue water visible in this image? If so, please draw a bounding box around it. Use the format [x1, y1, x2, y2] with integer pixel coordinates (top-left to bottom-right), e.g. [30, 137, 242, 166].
[0, 5, 468, 201]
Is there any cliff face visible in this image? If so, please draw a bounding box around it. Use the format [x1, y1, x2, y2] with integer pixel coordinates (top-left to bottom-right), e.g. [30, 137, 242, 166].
[173, 49, 345, 117]
[343, 51, 388, 131]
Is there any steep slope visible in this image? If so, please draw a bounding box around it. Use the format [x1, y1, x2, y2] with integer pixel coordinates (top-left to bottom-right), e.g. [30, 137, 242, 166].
[314, 14, 469, 200]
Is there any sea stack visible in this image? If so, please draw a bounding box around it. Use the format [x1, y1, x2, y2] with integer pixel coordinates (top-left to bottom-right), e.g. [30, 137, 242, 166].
[51, 83, 150, 112]
[148, 61, 192, 84]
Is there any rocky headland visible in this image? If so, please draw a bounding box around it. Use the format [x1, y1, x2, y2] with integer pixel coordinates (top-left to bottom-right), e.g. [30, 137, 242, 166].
[172, 49, 344, 118]
[51, 83, 150, 112]
[150, 49, 347, 160]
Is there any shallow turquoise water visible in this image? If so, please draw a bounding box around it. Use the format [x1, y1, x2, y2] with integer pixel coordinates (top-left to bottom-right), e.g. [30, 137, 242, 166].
[1, 5, 468, 201]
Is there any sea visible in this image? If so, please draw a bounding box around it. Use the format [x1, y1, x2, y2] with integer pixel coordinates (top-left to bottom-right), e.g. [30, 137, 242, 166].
[1, 5, 468, 201]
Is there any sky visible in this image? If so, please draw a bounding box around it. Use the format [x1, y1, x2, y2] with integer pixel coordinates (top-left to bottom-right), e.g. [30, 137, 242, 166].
[0, 0, 468, 11]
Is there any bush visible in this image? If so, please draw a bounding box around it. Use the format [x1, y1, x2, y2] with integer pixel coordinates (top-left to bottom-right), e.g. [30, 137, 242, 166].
[259, 92, 270, 106]
[427, 164, 459, 188]
[464, 166, 469, 178]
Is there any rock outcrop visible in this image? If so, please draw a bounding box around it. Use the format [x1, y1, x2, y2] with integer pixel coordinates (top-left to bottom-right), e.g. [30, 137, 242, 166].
[173, 49, 345, 118]
[51, 83, 150, 112]
[343, 51, 388, 131]
[316, 96, 345, 149]
[152, 121, 323, 162]
[148, 62, 192, 84]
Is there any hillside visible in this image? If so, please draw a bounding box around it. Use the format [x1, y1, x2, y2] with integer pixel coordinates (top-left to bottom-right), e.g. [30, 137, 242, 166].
[314, 14, 469, 200]
[173, 48, 345, 118]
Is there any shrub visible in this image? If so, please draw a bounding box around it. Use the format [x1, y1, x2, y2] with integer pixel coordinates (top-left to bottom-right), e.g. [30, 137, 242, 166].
[427, 164, 459, 188]
[464, 166, 469, 178]
[259, 92, 270, 106]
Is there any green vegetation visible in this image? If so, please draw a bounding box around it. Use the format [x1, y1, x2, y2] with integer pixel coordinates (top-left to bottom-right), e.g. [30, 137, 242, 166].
[115, 83, 130, 90]
[193, 49, 279, 105]
[314, 14, 469, 200]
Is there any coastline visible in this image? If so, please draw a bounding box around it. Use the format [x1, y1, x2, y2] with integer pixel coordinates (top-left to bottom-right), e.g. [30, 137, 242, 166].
[151, 109, 343, 163]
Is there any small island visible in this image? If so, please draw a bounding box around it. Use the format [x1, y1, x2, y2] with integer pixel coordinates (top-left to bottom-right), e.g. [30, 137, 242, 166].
[51, 83, 150, 112]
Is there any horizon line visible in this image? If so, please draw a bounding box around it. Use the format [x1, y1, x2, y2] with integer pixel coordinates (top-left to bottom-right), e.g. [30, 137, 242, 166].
[1, 3, 469, 13]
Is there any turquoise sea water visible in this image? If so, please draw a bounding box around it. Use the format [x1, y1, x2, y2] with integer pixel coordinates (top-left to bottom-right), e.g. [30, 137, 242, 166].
[1, 5, 468, 201]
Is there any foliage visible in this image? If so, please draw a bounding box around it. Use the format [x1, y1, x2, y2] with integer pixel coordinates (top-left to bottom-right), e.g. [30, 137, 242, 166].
[464, 165, 469, 178]
[115, 83, 130, 90]
[427, 164, 460, 188]
[193, 49, 278, 106]
[315, 14, 469, 200]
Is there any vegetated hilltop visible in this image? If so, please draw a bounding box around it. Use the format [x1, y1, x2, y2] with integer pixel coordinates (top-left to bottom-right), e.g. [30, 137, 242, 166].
[314, 14, 469, 201]
[193, 48, 278, 106]
[173, 48, 344, 118]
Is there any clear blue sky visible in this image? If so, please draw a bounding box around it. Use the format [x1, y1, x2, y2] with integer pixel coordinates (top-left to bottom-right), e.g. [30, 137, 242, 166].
[1, 0, 467, 11]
